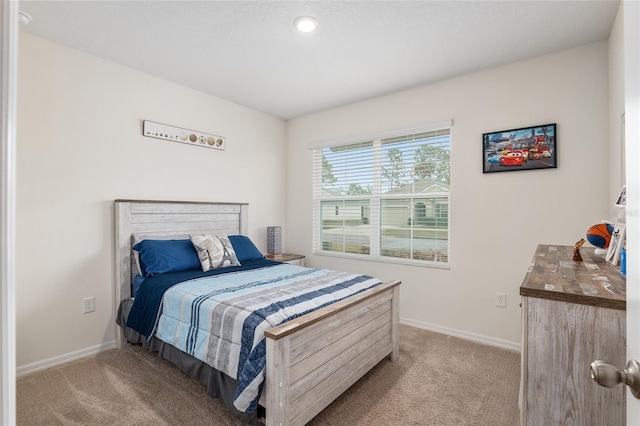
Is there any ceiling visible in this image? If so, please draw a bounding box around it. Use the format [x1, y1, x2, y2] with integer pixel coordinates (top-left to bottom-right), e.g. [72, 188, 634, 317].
[18, 1, 619, 120]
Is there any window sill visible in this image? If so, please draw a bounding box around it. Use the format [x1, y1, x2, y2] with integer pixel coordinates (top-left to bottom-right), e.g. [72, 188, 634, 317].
[312, 250, 450, 269]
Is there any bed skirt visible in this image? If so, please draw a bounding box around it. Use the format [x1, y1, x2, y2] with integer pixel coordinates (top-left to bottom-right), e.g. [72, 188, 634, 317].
[116, 299, 260, 425]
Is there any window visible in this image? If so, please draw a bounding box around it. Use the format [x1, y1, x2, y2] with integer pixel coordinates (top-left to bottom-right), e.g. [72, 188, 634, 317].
[312, 121, 451, 266]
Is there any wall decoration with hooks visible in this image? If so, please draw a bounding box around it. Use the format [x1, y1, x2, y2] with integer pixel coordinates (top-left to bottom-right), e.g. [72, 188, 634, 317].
[143, 120, 225, 151]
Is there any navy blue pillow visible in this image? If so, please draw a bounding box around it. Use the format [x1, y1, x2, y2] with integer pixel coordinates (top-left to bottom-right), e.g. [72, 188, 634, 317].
[229, 235, 264, 262]
[133, 239, 201, 277]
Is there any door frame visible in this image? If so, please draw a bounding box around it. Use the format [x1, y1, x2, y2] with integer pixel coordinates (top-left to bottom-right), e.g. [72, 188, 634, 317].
[625, 0, 640, 422]
[1, 1, 18, 424]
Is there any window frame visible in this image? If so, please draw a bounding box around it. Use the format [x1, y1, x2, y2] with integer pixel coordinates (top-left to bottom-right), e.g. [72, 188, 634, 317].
[311, 120, 452, 268]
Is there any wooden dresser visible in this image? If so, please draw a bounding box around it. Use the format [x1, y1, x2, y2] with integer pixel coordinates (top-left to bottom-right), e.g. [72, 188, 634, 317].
[520, 244, 626, 425]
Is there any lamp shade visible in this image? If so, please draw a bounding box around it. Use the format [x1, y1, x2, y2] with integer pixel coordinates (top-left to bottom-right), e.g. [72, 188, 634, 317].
[267, 226, 282, 255]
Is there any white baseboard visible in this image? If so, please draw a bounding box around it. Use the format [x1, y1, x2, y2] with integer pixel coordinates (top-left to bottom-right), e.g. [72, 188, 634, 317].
[400, 317, 521, 352]
[16, 320, 519, 377]
[16, 340, 117, 377]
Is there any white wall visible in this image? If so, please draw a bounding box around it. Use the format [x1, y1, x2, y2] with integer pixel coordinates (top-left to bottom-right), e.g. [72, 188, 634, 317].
[16, 34, 286, 368]
[15, 32, 613, 368]
[286, 42, 610, 348]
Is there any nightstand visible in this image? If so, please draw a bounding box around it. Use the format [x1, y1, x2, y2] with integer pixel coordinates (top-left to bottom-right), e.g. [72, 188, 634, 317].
[265, 253, 305, 267]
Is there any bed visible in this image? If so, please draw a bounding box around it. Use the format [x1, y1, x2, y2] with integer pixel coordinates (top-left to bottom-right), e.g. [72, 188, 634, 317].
[114, 199, 400, 425]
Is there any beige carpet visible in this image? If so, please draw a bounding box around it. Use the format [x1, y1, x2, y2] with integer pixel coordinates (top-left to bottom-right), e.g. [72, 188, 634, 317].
[17, 325, 521, 425]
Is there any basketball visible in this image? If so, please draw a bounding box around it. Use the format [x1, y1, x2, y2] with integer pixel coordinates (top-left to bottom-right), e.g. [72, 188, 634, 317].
[586, 223, 614, 248]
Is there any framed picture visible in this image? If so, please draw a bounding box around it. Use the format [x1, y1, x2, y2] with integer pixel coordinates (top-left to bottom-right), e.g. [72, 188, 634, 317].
[483, 123, 557, 173]
[621, 113, 626, 186]
[615, 185, 626, 207]
[606, 222, 625, 266]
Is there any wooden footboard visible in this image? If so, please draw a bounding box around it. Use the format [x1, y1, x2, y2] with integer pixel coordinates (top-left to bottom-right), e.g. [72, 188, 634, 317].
[264, 280, 400, 426]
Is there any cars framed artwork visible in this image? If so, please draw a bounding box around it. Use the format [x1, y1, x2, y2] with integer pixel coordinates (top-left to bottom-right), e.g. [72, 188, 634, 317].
[483, 123, 557, 173]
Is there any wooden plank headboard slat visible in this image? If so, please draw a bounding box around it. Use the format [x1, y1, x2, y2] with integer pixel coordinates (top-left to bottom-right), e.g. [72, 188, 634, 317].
[115, 198, 248, 206]
[129, 213, 240, 224]
[129, 221, 241, 234]
[130, 203, 242, 215]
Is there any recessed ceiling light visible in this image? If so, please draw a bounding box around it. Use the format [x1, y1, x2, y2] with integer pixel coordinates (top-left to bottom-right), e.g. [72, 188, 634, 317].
[18, 11, 32, 25]
[294, 16, 318, 33]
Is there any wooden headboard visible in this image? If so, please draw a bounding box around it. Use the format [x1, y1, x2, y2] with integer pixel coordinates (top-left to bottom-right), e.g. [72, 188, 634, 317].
[114, 199, 248, 306]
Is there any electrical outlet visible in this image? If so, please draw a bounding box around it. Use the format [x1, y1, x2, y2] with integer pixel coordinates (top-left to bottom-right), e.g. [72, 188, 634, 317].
[495, 292, 506, 308]
[83, 296, 95, 314]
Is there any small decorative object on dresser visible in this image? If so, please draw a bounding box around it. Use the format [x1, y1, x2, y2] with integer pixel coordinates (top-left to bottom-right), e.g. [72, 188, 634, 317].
[605, 186, 626, 266]
[572, 238, 585, 261]
[266, 226, 282, 255]
[606, 222, 626, 265]
[585, 222, 614, 256]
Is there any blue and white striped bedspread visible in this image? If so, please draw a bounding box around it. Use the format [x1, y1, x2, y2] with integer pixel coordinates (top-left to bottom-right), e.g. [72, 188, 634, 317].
[154, 263, 382, 413]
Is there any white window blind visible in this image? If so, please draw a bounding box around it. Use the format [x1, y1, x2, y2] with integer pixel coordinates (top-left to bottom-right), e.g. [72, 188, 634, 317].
[312, 123, 451, 265]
